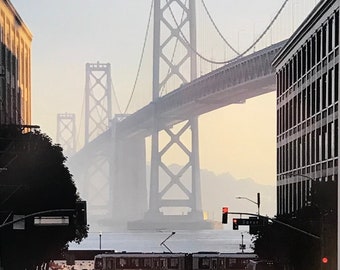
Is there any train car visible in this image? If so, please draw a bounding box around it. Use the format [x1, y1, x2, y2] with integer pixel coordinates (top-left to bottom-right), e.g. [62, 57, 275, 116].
[94, 252, 189, 270]
[245, 259, 282, 270]
[94, 252, 258, 270]
[192, 252, 258, 270]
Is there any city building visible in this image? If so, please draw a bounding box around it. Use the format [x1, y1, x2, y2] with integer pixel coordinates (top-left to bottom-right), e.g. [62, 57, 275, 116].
[0, 0, 32, 126]
[273, 0, 339, 268]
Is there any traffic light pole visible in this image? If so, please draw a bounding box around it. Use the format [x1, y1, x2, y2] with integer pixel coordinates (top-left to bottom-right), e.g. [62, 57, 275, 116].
[228, 211, 320, 240]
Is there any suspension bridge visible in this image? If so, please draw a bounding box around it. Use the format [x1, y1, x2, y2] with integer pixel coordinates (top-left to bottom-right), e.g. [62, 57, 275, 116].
[56, 0, 319, 230]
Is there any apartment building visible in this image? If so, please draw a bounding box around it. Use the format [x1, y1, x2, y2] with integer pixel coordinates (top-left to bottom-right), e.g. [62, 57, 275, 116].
[273, 0, 339, 268]
[0, 0, 32, 126]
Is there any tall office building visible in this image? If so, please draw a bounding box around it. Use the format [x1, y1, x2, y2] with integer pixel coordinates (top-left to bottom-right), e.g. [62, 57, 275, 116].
[273, 0, 339, 268]
[0, 0, 32, 126]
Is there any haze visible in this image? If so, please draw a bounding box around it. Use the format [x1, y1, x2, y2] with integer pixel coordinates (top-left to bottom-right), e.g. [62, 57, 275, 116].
[10, 0, 317, 187]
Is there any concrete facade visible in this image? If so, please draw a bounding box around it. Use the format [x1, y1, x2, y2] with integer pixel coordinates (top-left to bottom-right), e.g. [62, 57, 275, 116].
[273, 0, 339, 268]
[0, 0, 32, 126]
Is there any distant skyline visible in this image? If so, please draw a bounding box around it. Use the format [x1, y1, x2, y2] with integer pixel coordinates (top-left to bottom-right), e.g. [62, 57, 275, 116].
[11, 0, 319, 185]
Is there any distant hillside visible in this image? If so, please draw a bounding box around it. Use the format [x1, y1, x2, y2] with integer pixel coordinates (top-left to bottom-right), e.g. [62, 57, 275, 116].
[200, 169, 276, 221]
[155, 164, 276, 220]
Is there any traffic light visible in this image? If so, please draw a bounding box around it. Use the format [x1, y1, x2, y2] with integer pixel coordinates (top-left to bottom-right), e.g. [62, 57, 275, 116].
[249, 217, 259, 234]
[222, 207, 228, 224]
[232, 218, 239, 230]
[75, 200, 87, 225]
[321, 257, 328, 264]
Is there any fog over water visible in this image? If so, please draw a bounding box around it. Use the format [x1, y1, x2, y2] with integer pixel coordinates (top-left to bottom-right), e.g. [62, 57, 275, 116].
[69, 230, 253, 253]
[10, 0, 318, 187]
[8, 1, 320, 228]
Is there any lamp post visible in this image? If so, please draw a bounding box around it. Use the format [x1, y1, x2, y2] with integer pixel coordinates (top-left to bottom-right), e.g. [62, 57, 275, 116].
[99, 232, 102, 250]
[236, 192, 260, 215]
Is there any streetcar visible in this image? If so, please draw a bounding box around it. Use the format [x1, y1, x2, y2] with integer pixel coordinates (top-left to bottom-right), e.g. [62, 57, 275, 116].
[192, 252, 258, 270]
[94, 251, 258, 270]
[245, 259, 282, 270]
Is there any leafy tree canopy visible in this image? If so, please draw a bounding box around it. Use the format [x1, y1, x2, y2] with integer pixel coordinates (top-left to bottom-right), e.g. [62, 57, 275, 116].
[0, 126, 88, 269]
[252, 210, 321, 270]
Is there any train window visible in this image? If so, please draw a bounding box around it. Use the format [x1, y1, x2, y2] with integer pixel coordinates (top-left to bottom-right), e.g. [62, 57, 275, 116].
[116, 258, 127, 268]
[107, 259, 113, 270]
[212, 259, 217, 269]
[131, 258, 140, 267]
[94, 258, 103, 270]
[143, 258, 152, 267]
[169, 258, 179, 269]
[160, 258, 167, 268]
[198, 258, 210, 269]
[241, 259, 250, 265]
[153, 259, 160, 267]
[228, 258, 237, 267]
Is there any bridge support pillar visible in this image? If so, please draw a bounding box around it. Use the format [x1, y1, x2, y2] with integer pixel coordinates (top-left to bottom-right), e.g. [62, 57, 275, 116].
[126, 0, 221, 230]
[111, 135, 147, 228]
[128, 116, 217, 230]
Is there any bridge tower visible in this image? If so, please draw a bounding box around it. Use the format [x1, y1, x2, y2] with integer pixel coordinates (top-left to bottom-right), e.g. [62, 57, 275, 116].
[85, 62, 113, 144]
[139, 0, 208, 228]
[56, 113, 77, 157]
[68, 62, 147, 230]
[82, 62, 114, 221]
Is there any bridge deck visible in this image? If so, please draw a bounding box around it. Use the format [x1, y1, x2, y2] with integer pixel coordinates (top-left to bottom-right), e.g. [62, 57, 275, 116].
[117, 40, 286, 139]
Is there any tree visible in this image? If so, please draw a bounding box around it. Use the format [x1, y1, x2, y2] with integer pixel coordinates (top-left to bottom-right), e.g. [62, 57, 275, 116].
[0, 126, 88, 269]
[252, 209, 322, 270]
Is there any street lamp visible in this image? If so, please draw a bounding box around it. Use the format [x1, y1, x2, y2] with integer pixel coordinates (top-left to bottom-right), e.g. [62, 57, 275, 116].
[236, 192, 260, 215]
[99, 232, 102, 250]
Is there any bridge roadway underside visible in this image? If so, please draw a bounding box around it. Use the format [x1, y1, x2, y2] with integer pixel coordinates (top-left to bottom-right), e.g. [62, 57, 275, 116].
[116, 41, 285, 139]
[117, 75, 276, 140]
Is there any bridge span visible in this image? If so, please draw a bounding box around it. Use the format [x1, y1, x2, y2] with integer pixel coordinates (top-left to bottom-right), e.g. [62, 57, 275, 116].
[68, 40, 285, 230]
[117, 41, 285, 139]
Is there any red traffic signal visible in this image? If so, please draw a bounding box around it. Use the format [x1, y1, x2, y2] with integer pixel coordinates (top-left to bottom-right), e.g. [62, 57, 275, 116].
[222, 207, 228, 224]
[321, 257, 328, 264]
[232, 218, 239, 230]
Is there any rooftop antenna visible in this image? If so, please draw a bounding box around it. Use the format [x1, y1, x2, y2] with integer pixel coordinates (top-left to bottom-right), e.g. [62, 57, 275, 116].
[160, 231, 176, 253]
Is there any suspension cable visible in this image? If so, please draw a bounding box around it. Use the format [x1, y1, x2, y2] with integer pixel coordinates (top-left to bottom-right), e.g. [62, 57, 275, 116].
[237, 0, 289, 59]
[123, 0, 154, 114]
[200, 0, 239, 55]
[168, 0, 289, 65]
[111, 79, 122, 114]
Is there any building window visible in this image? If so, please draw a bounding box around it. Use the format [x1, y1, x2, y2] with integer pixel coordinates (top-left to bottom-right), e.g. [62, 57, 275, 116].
[328, 17, 334, 52]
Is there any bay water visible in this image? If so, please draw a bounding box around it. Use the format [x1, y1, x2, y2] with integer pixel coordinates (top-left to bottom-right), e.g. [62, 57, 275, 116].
[69, 228, 254, 254]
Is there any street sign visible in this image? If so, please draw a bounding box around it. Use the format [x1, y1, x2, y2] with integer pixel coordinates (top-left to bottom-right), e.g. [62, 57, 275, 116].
[34, 216, 69, 226]
[234, 218, 267, 226]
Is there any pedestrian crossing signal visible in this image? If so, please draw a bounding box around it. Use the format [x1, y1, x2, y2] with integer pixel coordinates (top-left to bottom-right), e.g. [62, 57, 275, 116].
[222, 207, 228, 224]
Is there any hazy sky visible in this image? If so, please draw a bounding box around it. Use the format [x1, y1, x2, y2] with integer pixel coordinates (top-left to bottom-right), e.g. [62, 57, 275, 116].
[10, 0, 318, 186]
